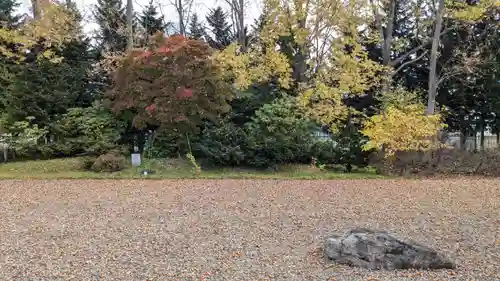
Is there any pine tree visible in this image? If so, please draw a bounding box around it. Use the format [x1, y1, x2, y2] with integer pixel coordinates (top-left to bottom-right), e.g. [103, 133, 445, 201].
[0, 0, 21, 28]
[188, 13, 205, 40]
[0, 0, 20, 117]
[205, 6, 234, 50]
[93, 0, 128, 52]
[1, 5, 96, 128]
[140, 0, 165, 37]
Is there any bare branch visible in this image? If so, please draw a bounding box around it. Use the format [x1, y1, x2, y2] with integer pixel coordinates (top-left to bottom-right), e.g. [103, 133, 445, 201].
[167, 0, 196, 35]
[392, 50, 428, 77]
[390, 26, 454, 67]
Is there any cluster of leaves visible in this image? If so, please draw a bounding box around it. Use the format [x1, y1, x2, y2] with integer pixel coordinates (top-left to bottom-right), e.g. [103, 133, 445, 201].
[91, 152, 127, 172]
[244, 96, 316, 167]
[197, 119, 247, 166]
[4, 117, 49, 157]
[1, 0, 78, 61]
[54, 103, 125, 156]
[361, 103, 446, 156]
[0, 0, 116, 161]
[195, 96, 342, 168]
[109, 34, 233, 133]
[213, 43, 292, 90]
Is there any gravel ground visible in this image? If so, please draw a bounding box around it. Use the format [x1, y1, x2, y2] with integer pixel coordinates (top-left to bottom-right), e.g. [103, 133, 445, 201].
[0, 179, 498, 281]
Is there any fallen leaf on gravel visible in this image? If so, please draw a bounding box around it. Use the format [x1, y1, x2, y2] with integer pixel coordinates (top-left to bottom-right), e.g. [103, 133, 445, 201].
[230, 251, 241, 258]
[0, 179, 498, 280]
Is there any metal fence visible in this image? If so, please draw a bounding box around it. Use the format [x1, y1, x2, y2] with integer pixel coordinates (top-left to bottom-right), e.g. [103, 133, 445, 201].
[445, 134, 499, 151]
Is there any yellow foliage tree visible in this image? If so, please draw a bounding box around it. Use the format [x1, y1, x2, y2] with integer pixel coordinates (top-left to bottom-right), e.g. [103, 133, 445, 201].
[212, 43, 292, 90]
[213, 0, 386, 132]
[361, 103, 446, 156]
[297, 40, 386, 132]
[0, 0, 78, 60]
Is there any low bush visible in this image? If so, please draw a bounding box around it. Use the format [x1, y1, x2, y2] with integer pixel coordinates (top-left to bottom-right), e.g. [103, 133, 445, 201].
[373, 148, 500, 176]
[196, 120, 247, 167]
[55, 104, 126, 156]
[244, 96, 316, 167]
[76, 156, 97, 171]
[91, 152, 127, 173]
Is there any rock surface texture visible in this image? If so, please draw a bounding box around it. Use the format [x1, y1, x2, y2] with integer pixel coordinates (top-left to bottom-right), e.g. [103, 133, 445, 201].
[324, 228, 456, 270]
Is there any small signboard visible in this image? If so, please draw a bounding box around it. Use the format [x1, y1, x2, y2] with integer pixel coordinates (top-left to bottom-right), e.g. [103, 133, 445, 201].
[131, 153, 141, 167]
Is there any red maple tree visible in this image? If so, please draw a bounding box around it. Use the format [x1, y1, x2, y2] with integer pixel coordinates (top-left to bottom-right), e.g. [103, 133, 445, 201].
[108, 33, 232, 131]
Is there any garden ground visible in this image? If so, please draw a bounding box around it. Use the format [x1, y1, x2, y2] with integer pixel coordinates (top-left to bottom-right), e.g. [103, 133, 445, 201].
[0, 179, 498, 280]
[0, 157, 381, 180]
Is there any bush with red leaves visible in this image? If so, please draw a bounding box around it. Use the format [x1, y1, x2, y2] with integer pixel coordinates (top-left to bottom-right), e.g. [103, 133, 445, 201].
[108, 33, 232, 132]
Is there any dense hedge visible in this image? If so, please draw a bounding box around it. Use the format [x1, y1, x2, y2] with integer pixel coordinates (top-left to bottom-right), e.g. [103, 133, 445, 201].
[373, 148, 500, 176]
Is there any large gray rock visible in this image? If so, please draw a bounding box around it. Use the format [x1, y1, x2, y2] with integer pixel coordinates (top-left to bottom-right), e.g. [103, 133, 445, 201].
[324, 228, 455, 270]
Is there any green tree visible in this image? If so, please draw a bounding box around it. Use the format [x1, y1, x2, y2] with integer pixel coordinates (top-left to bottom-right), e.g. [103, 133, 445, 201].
[54, 102, 125, 155]
[188, 13, 205, 40]
[205, 6, 234, 50]
[1, 4, 95, 129]
[245, 96, 316, 167]
[93, 0, 128, 52]
[139, 0, 165, 37]
[0, 0, 21, 28]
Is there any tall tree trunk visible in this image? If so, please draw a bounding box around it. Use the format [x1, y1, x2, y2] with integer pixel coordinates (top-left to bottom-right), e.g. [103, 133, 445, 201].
[237, 0, 245, 50]
[31, 0, 41, 20]
[294, 16, 308, 84]
[380, 0, 396, 98]
[226, 0, 246, 51]
[459, 116, 468, 150]
[382, 0, 396, 66]
[480, 116, 485, 151]
[177, 0, 185, 35]
[292, 0, 310, 85]
[426, 0, 445, 115]
[473, 125, 478, 152]
[460, 128, 467, 150]
[126, 0, 134, 50]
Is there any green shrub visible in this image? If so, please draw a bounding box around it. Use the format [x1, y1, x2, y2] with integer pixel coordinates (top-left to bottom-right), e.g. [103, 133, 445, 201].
[4, 118, 50, 159]
[55, 103, 125, 156]
[244, 96, 316, 167]
[332, 127, 373, 169]
[196, 120, 247, 166]
[76, 156, 97, 171]
[145, 130, 196, 158]
[186, 152, 201, 175]
[91, 152, 127, 172]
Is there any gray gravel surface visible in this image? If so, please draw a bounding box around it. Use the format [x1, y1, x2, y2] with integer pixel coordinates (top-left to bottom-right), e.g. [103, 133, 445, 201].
[0, 179, 498, 281]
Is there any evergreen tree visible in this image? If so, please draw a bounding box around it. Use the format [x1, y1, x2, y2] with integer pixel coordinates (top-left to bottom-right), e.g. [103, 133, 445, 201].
[1, 4, 96, 128]
[0, 0, 21, 28]
[205, 6, 234, 50]
[93, 0, 128, 52]
[188, 13, 205, 40]
[139, 0, 165, 37]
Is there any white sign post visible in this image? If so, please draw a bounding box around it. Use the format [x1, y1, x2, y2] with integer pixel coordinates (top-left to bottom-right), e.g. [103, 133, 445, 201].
[131, 145, 141, 167]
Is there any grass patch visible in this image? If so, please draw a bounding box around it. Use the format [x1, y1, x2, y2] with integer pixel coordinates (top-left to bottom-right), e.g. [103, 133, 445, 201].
[0, 157, 384, 180]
